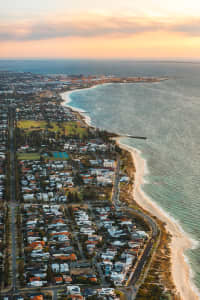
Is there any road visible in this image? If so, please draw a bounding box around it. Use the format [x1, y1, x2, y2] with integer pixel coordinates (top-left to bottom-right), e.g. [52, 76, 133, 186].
[9, 107, 17, 292]
[112, 155, 159, 300]
[52, 289, 57, 300]
[112, 155, 121, 205]
[65, 205, 85, 260]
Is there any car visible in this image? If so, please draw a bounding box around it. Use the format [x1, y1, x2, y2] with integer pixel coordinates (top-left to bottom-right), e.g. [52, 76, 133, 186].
[114, 280, 122, 286]
[83, 288, 97, 297]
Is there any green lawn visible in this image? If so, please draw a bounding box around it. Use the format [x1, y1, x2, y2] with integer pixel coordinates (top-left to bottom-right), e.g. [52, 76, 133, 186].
[17, 120, 47, 131]
[17, 120, 88, 138]
[17, 152, 40, 160]
[48, 121, 88, 138]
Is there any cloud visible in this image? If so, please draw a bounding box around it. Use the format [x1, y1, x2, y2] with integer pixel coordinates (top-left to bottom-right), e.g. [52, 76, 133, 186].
[172, 20, 200, 36]
[0, 14, 200, 41]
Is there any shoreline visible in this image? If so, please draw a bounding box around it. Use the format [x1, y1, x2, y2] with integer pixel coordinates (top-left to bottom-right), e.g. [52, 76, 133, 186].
[60, 83, 112, 127]
[116, 139, 199, 300]
[60, 86, 200, 300]
[60, 88, 94, 126]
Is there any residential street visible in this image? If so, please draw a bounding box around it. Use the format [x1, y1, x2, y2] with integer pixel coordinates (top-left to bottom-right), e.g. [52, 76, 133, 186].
[9, 107, 17, 292]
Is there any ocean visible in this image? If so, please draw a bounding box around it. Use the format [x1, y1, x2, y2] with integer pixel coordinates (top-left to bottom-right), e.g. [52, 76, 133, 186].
[1, 59, 200, 294]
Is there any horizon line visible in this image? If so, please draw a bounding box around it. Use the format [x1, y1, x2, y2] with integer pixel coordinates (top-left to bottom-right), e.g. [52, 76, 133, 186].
[1, 57, 200, 63]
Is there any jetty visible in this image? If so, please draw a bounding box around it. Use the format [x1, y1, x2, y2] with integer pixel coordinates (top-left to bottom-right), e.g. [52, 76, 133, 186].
[123, 134, 147, 140]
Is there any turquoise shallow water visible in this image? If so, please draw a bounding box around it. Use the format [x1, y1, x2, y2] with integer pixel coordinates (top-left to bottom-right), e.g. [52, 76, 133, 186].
[68, 76, 200, 293]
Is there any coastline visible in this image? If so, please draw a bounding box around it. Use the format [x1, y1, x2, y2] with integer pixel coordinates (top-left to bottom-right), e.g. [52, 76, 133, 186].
[116, 139, 199, 300]
[60, 88, 94, 126]
[60, 87, 200, 300]
[60, 83, 112, 127]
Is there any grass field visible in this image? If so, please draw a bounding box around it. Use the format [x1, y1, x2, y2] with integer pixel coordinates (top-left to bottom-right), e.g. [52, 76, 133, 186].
[48, 121, 87, 138]
[17, 120, 47, 131]
[17, 120, 88, 138]
[64, 122, 87, 138]
[17, 152, 40, 160]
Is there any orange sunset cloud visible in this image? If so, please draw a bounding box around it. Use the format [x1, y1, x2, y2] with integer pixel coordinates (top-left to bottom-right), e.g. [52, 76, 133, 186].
[1, 13, 200, 59]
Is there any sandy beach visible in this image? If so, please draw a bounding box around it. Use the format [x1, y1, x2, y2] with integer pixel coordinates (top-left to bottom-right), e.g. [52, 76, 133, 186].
[60, 87, 199, 300]
[117, 139, 200, 300]
[60, 88, 93, 126]
[60, 83, 113, 126]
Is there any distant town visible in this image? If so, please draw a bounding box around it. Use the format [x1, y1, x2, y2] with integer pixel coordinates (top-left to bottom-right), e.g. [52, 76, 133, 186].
[0, 71, 178, 300]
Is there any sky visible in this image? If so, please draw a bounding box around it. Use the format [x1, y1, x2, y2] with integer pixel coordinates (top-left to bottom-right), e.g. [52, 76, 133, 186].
[1, 0, 200, 59]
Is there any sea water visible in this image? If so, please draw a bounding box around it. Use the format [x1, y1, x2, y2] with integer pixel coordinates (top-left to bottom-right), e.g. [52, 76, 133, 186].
[66, 64, 200, 292]
[1, 59, 200, 292]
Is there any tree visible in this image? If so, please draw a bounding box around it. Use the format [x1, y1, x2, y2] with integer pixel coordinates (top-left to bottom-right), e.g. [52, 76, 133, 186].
[73, 173, 84, 186]
[47, 263, 53, 283]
